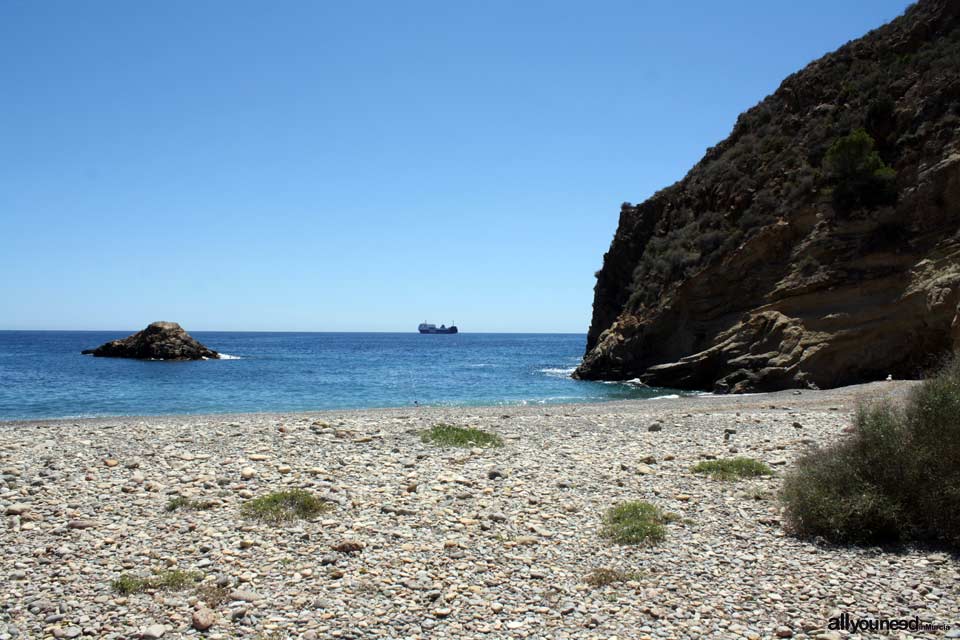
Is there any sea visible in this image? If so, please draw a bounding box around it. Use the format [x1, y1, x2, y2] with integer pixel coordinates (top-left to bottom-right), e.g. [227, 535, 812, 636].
[0, 331, 688, 421]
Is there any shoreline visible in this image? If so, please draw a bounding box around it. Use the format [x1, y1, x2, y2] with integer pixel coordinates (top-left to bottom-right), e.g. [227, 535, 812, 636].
[3, 379, 955, 640]
[0, 380, 918, 428]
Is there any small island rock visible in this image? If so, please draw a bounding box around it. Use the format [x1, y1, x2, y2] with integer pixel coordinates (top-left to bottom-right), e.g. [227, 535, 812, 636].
[81, 321, 220, 360]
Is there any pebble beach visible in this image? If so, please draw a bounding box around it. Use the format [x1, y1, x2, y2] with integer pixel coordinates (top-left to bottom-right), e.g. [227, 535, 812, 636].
[2, 381, 958, 640]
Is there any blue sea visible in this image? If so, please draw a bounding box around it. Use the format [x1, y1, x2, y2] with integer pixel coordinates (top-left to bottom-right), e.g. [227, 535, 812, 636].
[0, 331, 683, 420]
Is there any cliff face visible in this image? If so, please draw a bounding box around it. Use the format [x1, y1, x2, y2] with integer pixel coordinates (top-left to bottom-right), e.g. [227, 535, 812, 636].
[576, 0, 960, 392]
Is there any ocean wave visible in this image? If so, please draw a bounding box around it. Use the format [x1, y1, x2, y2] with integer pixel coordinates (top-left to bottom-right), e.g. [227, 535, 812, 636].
[514, 396, 580, 405]
[647, 394, 681, 400]
[599, 377, 647, 387]
[538, 367, 577, 378]
[218, 353, 242, 360]
[466, 363, 495, 368]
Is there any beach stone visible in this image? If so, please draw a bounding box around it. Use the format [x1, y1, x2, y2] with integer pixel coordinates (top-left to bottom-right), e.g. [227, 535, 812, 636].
[141, 625, 166, 639]
[192, 608, 215, 631]
[240, 467, 256, 480]
[648, 423, 662, 432]
[5, 503, 29, 515]
[332, 540, 364, 554]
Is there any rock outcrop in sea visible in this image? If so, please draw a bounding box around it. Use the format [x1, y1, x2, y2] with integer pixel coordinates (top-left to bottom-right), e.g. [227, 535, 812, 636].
[576, 0, 960, 393]
[81, 321, 220, 360]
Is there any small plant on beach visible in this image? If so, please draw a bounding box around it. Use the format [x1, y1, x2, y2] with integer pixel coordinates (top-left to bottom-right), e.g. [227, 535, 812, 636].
[744, 487, 773, 501]
[420, 424, 503, 448]
[196, 582, 231, 608]
[165, 496, 217, 512]
[600, 501, 674, 545]
[111, 569, 203, 595]
[584, 567, 645, 587]
[782, 356, 960, 547]
[240, 489, 331, 523]
[691, 457, 773, 480]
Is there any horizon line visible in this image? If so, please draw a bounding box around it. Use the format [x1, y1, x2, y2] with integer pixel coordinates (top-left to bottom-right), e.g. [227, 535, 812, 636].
[0, 328, 588, 335]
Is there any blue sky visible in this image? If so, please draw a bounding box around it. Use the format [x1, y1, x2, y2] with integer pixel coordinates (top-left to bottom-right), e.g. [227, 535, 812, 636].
[1, 1, 912, 332]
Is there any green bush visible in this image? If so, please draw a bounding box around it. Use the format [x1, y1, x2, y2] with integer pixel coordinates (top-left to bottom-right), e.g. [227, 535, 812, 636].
[584, 567, 645, 587]
[600, 501, 675, 545]
[240, 489, 332, 522]
[111, 569, 203, 595]
[823, 128, 897, 212]
[691, 457, 773, 481]
[420, 424, 503, 448]
[782, 357, 960, 546]
[165, 496, 216, 512]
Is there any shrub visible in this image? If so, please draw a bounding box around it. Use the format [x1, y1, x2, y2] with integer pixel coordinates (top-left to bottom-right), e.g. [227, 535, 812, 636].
[196, 583, 231, 607]
[822, 128, 897, 212]
[240, 489, 332, 523]
[865, 95, 896, 144]
[782, 356, 960, 547]
[600, 501, 674, 545]
[584, 567, 645, 587]
[420, 424, 503, 448]
[165, 496, 217, 512]
[111, 569, 203, 595]
[691, 457, 773, 480]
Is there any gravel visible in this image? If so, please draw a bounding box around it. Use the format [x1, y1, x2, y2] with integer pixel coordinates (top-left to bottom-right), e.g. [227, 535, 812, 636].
[1, 380, 957, 639]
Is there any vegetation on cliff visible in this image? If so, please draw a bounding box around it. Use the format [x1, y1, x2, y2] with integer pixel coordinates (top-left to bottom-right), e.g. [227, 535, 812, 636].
[578, 0, 960, 392]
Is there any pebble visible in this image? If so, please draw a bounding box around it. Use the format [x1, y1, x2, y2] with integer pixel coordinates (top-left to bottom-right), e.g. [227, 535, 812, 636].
[140, 624, 166, 639]
[192, 608, 215, 631]
[229, 589, 262, 602]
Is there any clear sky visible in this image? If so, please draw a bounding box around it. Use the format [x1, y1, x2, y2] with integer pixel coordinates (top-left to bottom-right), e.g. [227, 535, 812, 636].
[0, 1, 912, 332]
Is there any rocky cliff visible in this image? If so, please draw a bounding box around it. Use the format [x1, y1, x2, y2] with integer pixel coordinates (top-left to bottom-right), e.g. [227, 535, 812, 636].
[82, 322, 220, 360]
[575, 0, 960, 392]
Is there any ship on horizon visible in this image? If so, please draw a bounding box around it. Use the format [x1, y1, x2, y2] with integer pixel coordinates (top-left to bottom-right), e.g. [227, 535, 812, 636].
[418, 322, 458, 334]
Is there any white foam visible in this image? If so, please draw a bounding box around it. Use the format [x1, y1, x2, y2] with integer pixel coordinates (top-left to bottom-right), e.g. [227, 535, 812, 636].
[539, 367, 576, 378]
[466, 363, 495, 368]
[218, 353, 242, 360]
[601, 378, 648, 386]
[647, 394, 681, 400]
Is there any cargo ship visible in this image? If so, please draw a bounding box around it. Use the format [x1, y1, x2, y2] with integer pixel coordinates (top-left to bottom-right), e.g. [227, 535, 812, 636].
[418, 322, 458, 334]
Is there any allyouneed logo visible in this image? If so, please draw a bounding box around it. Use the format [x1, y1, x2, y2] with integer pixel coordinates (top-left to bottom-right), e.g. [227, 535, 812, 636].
[827, 613, 952, 633]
